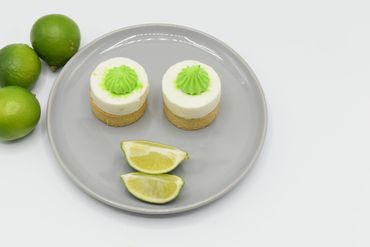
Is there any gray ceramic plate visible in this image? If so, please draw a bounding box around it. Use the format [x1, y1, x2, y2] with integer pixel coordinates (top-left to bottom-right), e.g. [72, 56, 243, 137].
[47, 24, 267, 215]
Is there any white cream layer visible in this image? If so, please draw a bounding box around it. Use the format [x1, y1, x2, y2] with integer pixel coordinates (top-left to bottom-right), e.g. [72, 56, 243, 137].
[90, 57, 149, 115]
[162, 60, 221, 119]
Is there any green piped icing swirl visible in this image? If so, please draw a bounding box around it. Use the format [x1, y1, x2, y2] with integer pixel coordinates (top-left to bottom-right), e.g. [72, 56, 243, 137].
[175, 65, 210, 95]
[102, 65, 138, 95]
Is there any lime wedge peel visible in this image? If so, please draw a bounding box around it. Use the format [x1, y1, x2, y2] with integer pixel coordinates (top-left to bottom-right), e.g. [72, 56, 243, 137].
[121, 140, 189, 174]
[121, 172, 184, 204]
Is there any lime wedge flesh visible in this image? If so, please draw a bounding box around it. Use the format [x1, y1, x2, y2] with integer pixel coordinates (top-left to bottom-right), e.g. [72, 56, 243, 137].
[121, 172, 184, 204]
[121, 140, 189, 174]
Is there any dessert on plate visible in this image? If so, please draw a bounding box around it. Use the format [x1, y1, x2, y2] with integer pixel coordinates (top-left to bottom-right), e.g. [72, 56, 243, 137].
[162, 60, 221, 130]
[89, 57, 149, 126]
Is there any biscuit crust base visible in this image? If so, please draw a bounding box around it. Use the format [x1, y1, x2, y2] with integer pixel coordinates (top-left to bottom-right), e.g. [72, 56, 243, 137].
[90, 97, 147, 127]
[164, 103, 220, 130]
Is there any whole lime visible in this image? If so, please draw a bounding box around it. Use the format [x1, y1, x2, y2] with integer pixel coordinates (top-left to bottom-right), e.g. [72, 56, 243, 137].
[30, 14, 80, 71]
[0, 86, 41, 141]
[0, 44, 41, 88]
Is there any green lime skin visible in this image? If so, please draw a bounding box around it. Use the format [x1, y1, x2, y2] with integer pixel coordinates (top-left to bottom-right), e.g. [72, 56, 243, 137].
[0, 44, 41, 88]
[0, 86, 41, 141]
[30, 14, 80, 71]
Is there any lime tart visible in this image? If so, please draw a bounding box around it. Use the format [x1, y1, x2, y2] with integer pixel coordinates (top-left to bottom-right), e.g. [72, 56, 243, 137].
[162, 60, 221, 130]
[89, 57, 149, 126]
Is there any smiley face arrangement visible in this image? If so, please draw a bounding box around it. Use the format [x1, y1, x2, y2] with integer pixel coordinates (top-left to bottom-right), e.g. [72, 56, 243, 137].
[89, 58, 222, 204]
[89, 58, 221, 129]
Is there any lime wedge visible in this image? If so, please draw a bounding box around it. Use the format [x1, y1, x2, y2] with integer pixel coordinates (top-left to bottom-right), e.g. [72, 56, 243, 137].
[121, 140, 189, 174]
[121, 172, 184, 204]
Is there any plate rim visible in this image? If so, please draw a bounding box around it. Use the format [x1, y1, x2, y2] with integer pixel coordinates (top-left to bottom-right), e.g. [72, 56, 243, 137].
[47, 23, 268, 215]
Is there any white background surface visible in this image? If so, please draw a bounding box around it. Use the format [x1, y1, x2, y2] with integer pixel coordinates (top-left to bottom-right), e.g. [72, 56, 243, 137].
[1, 0, 370, 246]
